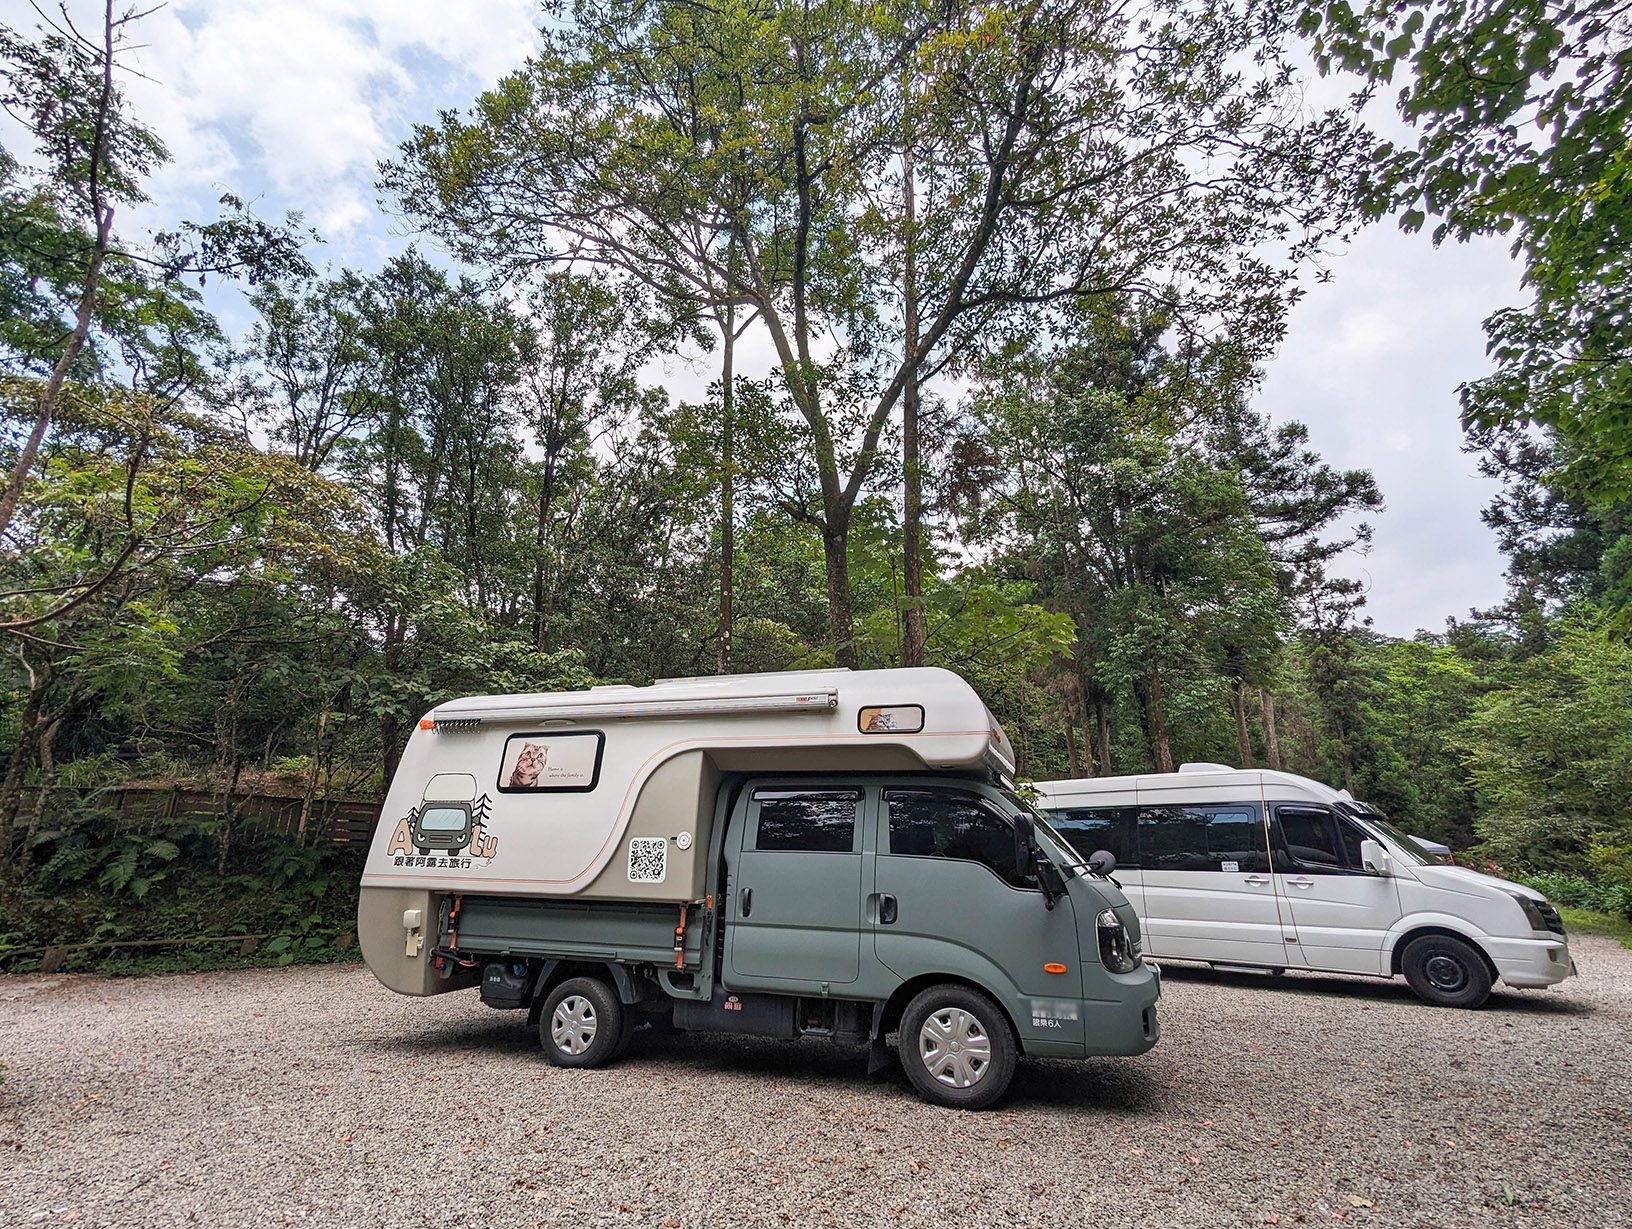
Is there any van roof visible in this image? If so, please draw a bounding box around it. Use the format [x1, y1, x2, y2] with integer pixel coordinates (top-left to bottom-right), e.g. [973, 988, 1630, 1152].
[1035, 764, 1352, 804]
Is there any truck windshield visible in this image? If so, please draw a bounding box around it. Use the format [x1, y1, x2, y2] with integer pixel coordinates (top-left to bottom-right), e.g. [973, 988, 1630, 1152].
[999, 789, 1085, 865]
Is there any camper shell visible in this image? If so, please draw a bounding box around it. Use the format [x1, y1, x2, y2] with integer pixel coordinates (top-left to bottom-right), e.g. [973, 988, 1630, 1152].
[360, 667, 1160, 1107]
[1035, 763, 1574, 1008]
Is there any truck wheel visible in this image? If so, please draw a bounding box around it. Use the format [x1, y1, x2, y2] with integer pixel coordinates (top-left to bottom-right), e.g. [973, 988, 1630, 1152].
[898, 985, 1016, 1109]
[540, 977, 625, 1068]
[1402, 934, 1492, 1008]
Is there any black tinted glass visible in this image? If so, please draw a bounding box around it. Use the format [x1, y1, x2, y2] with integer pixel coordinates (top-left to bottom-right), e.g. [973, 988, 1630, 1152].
[1139, 805, 1267, 872]
[1277, 807, 1341, 867]
[753, 792, 859, 853]
[887, 791, 1021, 884]
[1047, 806, 1135, 868]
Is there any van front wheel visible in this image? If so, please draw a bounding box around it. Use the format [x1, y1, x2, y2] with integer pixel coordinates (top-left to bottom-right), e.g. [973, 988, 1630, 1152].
[898, 985, 1016, 1109]
[1401, 934, 1492, 1008]
[540, 977, 625, 1067]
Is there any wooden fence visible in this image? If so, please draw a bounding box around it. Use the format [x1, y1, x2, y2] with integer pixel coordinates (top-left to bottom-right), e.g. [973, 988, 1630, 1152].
[17, 784, 383, 845]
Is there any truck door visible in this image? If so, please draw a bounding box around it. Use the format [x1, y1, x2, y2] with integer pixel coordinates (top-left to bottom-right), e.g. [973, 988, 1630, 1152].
[872, 787, 1083, 1047]
[724, 787, 864, 989]
[1270, 805, 1400, 976]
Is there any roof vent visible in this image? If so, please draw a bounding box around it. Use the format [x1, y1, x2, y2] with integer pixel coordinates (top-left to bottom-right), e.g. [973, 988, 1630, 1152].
[1177, 762, 1235, 773]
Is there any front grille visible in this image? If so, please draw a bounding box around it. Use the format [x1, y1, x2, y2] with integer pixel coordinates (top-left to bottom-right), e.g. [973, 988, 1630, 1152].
[1535, 900, 1566, 935]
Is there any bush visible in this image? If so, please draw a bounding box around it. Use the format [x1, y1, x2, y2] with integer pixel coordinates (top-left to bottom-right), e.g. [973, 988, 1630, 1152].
[1507, 870, 1632, 921]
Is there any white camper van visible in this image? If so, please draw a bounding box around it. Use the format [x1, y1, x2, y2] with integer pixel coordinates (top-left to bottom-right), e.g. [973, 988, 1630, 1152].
[360, 668, 1161, 1107]
[1035, 765, 1575, 1008]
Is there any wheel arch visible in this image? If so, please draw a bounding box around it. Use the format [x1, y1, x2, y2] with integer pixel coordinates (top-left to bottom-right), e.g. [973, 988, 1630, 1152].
[877, 973, 1025, 1052]
[1390, 924, 1498, 981]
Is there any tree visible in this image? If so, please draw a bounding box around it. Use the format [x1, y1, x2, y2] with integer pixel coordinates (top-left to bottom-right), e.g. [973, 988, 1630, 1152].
[385, 0, 1365, 665]
[0, 2, 307, 542]
[1302, 0, 1632, 527]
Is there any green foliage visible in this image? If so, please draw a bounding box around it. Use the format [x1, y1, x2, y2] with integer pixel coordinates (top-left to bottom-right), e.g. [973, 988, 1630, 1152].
[1459, 612, 1632, 870]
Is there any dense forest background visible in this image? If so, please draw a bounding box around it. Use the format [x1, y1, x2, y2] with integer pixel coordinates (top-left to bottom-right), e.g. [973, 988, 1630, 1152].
[2, 0, 1629, 964]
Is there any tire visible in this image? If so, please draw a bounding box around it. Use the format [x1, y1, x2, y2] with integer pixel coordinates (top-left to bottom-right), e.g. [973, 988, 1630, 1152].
[1401, 934, 1493, 1008]
[539, 977, 625, 1068]
[898, 985, 1017, 1110]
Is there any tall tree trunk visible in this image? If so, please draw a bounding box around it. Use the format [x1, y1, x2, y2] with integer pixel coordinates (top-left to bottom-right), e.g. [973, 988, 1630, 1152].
[718, 296, 736, 675]
[1064, 715, 1080, 778]
[1259, 687, 1283, 771]
[0, 2, 119, 542]
[900, 144, 926, 668]
[1094, 696, 1112, 776]
[16, 718, 63, 876]
[1232, 681, 1255, 768]
[531, 453, 560, 649]
[1145, 670, 1175, 773]
[297, 708, 328, 845]
[215, 758, 242, 876]
[823, 511, 858, 669]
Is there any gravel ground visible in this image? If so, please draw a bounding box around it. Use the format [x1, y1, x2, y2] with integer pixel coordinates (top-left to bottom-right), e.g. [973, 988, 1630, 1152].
[2, 939, 1630, 1229]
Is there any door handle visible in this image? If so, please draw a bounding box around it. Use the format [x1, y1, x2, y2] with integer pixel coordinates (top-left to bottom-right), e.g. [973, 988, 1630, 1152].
[879, 893, 898, 925]
[740, 887, 753, 917]
[1244, 875, 1270, 887]
[1288, 877, 1315, 889]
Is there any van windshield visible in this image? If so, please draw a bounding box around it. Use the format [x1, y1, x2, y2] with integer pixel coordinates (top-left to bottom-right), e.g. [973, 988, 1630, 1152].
[1340, 804, 1445, 865]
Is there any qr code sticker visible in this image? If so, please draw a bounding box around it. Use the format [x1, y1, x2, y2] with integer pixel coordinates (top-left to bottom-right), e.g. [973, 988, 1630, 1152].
[628, 837, 667, 883]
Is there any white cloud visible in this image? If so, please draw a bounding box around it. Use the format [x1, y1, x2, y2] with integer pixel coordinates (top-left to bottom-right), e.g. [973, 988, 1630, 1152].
[101, 0, 541, 239]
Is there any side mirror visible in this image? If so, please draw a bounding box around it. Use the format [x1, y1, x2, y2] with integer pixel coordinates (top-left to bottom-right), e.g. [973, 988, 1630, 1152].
[1359, 838, 1391, 876]
[1013, 812, 1035, 880]
[1086, 849, 1117, 877]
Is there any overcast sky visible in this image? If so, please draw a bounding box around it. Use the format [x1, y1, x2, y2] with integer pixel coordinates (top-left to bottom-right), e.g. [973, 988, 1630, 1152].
[30, 0, 1519, 637]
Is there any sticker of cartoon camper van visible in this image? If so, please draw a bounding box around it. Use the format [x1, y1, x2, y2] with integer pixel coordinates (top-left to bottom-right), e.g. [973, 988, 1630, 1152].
[393, 771, 498, 866]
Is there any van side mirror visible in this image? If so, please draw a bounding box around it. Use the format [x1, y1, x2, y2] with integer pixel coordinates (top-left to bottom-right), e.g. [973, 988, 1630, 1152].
[1086, 849, 1117, 877]
[1359, 838, 1391, 876]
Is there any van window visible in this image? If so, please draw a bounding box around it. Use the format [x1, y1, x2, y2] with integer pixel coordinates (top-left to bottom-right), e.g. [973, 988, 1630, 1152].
[886, 790, 1025, 886]
[1274, 806, 1344, 870]
[1046, 806, 1136, 868]
[1138, 805, 1268, 872]
[752, 791, 861, 853]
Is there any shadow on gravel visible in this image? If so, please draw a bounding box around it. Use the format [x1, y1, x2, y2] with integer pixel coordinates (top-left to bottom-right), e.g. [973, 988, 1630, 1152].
[1005, 1058, 1161, 1114]
[1157, 963, 1593, 1015]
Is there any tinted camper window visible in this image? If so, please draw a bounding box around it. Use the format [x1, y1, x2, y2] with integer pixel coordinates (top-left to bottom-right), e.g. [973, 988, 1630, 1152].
[1046, 806, 1136, 868]
[752, 791, 861, 853]
[1139, 805, 1268, 872]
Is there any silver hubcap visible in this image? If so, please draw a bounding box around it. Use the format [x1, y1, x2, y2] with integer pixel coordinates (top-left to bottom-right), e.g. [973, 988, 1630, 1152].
[919, 1006, 992, 1089]
[1425, 954, 1467, 992]
[551, 995, 598, 1054]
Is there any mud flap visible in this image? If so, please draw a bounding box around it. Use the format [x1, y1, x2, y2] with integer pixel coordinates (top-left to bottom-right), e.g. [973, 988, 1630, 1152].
[866, 1003, 892, 1077]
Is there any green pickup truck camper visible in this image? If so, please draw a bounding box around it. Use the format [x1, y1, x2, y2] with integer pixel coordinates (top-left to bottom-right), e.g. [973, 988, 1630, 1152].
[359, 667, 1160, 1108]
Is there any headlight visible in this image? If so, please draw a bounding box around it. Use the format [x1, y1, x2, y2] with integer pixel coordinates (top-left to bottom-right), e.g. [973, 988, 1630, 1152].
[1096, 907, 1138, 973]
[1508, 891, 1549, 932]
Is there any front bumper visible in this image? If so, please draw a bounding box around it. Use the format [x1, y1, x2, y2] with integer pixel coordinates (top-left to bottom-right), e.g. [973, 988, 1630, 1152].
[1485, 934, 1575, 988]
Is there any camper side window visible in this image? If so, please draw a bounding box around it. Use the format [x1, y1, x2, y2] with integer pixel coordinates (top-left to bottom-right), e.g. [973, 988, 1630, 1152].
[1046, 806, 1136, 869]
[752, 791, 861, 854]
[1139, 805, 1269, 872]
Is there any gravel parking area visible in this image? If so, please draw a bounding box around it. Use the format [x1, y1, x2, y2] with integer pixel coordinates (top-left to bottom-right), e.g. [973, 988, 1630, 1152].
[3, 938, 1629, 1229]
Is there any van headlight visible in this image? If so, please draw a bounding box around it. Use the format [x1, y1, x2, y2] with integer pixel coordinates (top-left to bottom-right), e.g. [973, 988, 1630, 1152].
[1507, 891, 1559, 934]
[1096, 908, 1138, 973]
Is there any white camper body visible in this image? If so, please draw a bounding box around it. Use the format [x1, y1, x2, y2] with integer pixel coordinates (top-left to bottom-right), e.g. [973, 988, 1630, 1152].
[360, 668, 1015, 994]
[1035, 764, 1575, 1008]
